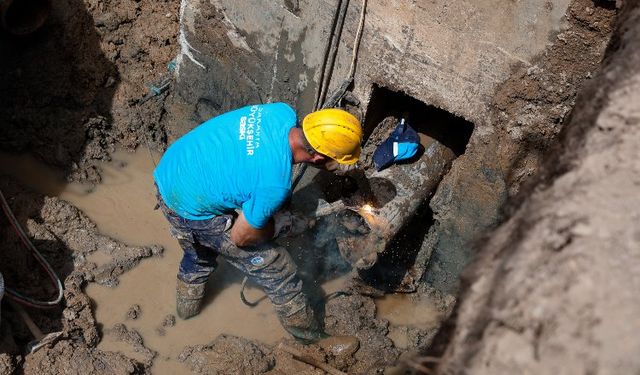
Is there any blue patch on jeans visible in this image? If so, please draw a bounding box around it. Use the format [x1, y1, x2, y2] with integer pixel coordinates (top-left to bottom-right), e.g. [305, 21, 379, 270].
[250, 256, 264, 266]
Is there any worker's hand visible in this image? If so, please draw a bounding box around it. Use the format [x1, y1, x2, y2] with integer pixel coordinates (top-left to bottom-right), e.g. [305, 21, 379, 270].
[273, 210, 312, 238]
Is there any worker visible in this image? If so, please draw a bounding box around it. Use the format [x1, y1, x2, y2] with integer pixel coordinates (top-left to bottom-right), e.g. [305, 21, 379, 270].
[153, 102, 362, 343]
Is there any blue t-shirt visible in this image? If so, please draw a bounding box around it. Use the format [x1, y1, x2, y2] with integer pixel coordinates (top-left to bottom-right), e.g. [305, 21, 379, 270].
[153, 103, 296, 228]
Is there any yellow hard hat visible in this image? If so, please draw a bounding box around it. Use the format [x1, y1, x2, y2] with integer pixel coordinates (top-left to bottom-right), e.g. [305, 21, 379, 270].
[302, 108, 363, 165]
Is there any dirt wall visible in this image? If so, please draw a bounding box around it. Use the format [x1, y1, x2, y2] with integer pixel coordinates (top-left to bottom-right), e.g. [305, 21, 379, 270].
[434, 2, 640, 373]
[424, 0, 617, 294]
[0, 0, 180, 372]
[0, 0, 179, 183]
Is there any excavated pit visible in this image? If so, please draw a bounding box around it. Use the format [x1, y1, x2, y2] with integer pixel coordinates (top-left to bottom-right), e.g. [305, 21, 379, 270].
[312, 85, 474, 295]
[0, 0, 628, 374]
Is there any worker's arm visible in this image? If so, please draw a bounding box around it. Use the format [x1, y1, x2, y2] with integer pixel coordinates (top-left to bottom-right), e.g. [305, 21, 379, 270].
[229, 211, 275, 247]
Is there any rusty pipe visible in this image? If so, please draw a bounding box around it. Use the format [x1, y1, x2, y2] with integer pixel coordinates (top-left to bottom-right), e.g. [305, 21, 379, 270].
[337, 136, 456, 270]
[0, 0, 51, 36]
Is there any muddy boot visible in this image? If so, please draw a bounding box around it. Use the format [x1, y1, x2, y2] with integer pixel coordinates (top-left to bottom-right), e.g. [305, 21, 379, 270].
[176, 278, 206, 320]
[275, 294, 328, 344]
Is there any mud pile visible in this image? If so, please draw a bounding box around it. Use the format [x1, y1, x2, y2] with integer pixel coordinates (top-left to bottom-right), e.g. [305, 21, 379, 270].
[0, 0, 178, 372]
[0, 180, 162, 373]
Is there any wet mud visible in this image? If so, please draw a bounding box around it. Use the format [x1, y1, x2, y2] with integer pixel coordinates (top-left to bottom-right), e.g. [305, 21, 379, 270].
[0, 0, 626, 373]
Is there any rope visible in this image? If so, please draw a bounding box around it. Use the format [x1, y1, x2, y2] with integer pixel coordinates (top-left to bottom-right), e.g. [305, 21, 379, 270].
[137, 106, 158, 168]
[0, 189, 64, 308]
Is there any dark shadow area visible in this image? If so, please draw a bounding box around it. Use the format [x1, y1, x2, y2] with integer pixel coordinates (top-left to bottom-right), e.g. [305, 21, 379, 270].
[0, 0, 118, 357]
[363, 85, 474, 156]
[593, 0, 616, 10]
[310, 170, 397, 208]
[0, 0, 118, 180]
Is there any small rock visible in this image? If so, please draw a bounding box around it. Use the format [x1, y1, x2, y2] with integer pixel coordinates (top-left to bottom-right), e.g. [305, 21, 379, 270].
[127, 304, 141, 320]
[63, 308, 77, 321]
[317, 335, 360, 358]
[162, 314, 176, 328]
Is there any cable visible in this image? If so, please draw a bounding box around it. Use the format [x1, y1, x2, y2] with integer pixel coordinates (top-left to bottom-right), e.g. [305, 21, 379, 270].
[347, 0, 367, 80]
[239, 277, 268, 307]
[291, 0, 367, 192]
[313, 0, 344, 111]
[316, 0, 350, 108]
[137, 106, 159, 168]
[0, 189, 64, 308]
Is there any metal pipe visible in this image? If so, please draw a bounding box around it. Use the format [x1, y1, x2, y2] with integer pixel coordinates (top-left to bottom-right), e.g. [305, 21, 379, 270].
[0, 0, 51, 36]
[336, 136, 457, 270]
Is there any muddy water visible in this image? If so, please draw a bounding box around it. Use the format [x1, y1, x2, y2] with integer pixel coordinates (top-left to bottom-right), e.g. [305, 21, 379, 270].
[0, 151, 293, 373]
[78, 151, 295, 374]
[0, 150, 438, 370]
[375, 293, 441, 349]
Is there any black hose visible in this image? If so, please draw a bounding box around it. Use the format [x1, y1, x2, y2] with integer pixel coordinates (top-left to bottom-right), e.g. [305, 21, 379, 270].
[316, 0, 351, 109]
[313, 0, 345, 111]
[0, 189, 63, 308]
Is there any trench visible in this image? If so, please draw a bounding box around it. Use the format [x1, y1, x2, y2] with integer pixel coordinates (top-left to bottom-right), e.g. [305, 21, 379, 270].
[0, 0, 619, 373]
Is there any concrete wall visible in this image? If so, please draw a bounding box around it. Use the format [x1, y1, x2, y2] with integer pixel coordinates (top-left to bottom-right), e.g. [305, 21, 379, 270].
[174, 0, 569, 123]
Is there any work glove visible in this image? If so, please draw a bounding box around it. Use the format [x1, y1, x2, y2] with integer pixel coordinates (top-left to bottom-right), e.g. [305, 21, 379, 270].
[334, 162, 360, 176]
[273, 210, 312, 238]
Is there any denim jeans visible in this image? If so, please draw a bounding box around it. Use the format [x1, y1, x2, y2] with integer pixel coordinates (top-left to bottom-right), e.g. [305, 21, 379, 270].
[156, 190, 303, 306]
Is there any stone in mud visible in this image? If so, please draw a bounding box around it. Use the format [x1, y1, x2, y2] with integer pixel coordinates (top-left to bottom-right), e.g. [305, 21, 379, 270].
[107, 324, 157, 364]
[317, 335, 360, 365]
[179, 334, 274, 374]
[126, 305, 141, 320]
[161, 314, 176, 328]
[154, 314, 176, 336]
[324, 294, 399, 373]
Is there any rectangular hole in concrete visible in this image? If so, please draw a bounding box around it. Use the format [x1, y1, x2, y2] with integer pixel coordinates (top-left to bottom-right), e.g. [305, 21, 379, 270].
[363, 85, 474, 156]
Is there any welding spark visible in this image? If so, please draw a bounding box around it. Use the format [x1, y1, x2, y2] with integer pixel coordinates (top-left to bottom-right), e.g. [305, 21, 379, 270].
[361, 204, 374, 214]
